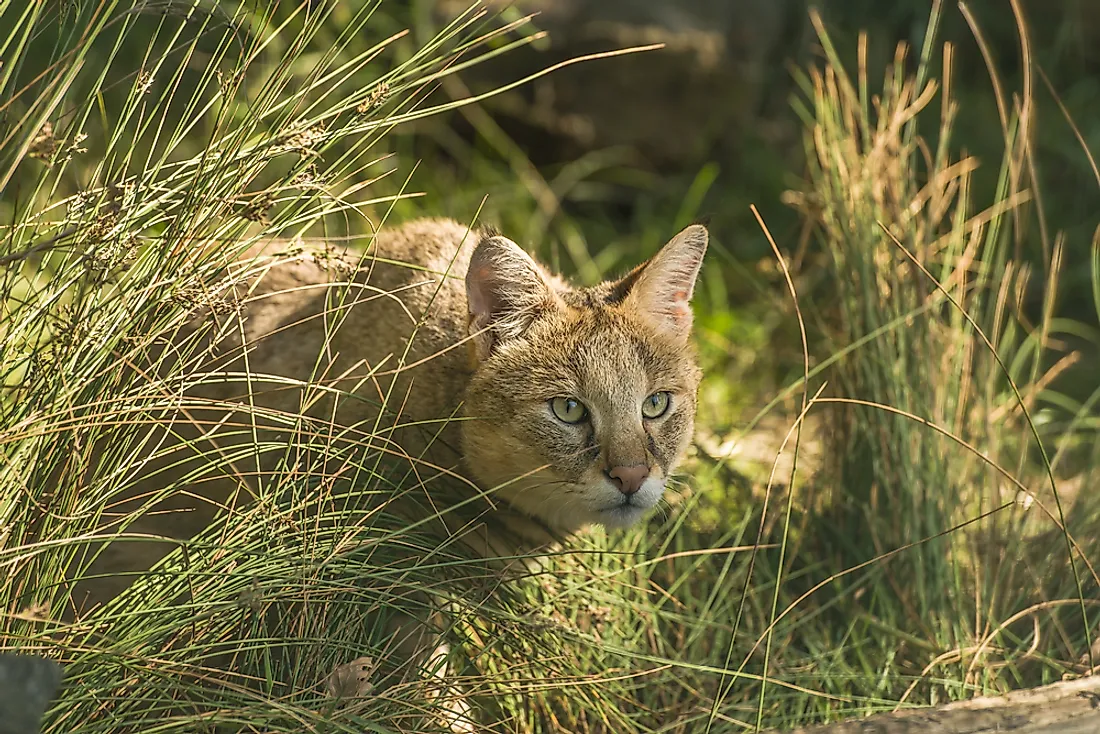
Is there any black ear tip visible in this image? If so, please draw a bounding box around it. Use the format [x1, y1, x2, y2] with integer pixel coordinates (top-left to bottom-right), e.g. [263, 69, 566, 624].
[470, 233, 507, 267]
[678, 223, 709, 252]
[679, 220, 710, 249]
[691, 214, 712, 228]
[478, 223, 502, 240]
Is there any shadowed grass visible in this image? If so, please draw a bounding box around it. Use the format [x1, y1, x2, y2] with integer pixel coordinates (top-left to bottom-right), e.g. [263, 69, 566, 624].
[752, 2, 1100, 723]
[2, 1, 1100, 733]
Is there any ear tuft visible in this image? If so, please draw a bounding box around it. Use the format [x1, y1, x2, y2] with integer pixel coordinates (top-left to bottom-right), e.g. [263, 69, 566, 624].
[623, 224, 708, 336]
[465, 235, 556, 360]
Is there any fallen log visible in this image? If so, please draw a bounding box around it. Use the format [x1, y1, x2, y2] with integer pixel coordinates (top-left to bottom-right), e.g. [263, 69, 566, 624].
[783, 675, 1100, 733]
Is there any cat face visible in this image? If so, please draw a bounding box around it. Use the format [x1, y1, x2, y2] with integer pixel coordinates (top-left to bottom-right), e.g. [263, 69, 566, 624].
[461, 226, 707, 534]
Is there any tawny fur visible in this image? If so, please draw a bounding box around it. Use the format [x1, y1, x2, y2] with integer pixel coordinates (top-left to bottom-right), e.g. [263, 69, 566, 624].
[78, 217, 707, 606]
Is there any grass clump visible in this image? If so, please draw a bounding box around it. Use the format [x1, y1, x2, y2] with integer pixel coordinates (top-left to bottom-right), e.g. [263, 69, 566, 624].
[781, 2, 1100, 715]
[2, 1, 1100, 733]
[0, 2, 567, 731]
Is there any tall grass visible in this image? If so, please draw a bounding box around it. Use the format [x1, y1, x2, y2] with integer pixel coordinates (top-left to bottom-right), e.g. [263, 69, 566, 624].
[2, 1, 1100, 733]
[0, 2, 590, 731]
[778, 0, 1100, 718]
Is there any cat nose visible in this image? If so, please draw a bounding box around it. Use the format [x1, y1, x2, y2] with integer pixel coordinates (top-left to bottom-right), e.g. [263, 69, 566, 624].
[606, 464, 650, 496]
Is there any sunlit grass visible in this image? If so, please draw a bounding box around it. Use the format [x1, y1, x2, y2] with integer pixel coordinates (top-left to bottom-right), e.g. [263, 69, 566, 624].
[2, 1, 1099, 733]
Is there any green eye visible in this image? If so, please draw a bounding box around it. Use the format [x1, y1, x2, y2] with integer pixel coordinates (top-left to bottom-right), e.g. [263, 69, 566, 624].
[550, 396, 588, 424]
[642, 391, 671, 419]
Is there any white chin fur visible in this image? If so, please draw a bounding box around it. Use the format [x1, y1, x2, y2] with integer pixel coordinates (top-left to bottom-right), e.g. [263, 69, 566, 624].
[589, 475, 666, 529]
[502, 474, 666, 534]
[595, 503, 651, 529]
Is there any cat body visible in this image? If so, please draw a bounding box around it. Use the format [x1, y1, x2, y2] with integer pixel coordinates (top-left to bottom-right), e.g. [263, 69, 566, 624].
[73, 216, 707, 730]
[142, 216, 708, 553]
[82, 217, 707, 593]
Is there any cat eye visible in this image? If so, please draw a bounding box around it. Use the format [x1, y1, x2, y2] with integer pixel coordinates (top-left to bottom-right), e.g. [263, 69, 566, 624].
[550, 396, 588, 424]
[642, 391, 671, 419]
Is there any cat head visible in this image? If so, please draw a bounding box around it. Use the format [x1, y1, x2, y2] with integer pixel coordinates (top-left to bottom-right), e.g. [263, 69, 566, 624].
[461, 225, 707, 534]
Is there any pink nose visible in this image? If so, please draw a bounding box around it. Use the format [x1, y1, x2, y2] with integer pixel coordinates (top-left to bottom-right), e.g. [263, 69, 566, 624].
[606, 464, 650, 496]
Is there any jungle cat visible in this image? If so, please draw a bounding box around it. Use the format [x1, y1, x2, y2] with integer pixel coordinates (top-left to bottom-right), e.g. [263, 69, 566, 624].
[78, 217, 707, 602]
[70, 217, 707, 729]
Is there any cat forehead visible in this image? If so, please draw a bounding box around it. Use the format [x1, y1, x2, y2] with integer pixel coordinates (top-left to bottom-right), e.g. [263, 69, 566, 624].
[555, 281, 631, 309]
[525, 300, 691, 386]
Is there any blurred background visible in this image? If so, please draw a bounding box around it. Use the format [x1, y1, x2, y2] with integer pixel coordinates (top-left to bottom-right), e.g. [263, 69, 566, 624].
[3, 1, 1100, 731]
[389, 0, 1100, 481]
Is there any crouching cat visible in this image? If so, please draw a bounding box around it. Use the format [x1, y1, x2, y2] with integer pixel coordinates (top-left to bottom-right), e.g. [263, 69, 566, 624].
[77, 217, 708, 727]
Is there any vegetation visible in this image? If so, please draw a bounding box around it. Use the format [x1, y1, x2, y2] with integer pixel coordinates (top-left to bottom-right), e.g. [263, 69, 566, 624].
[1, 1, 1098, 732]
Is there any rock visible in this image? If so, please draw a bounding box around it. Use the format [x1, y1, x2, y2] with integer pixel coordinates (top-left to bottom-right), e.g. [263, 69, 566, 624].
[0, 653, 62, 734]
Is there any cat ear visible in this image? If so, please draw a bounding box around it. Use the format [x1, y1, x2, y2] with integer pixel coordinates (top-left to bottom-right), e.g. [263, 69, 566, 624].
[623, 224, 708, 336]
[466, 234, 558, 360]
